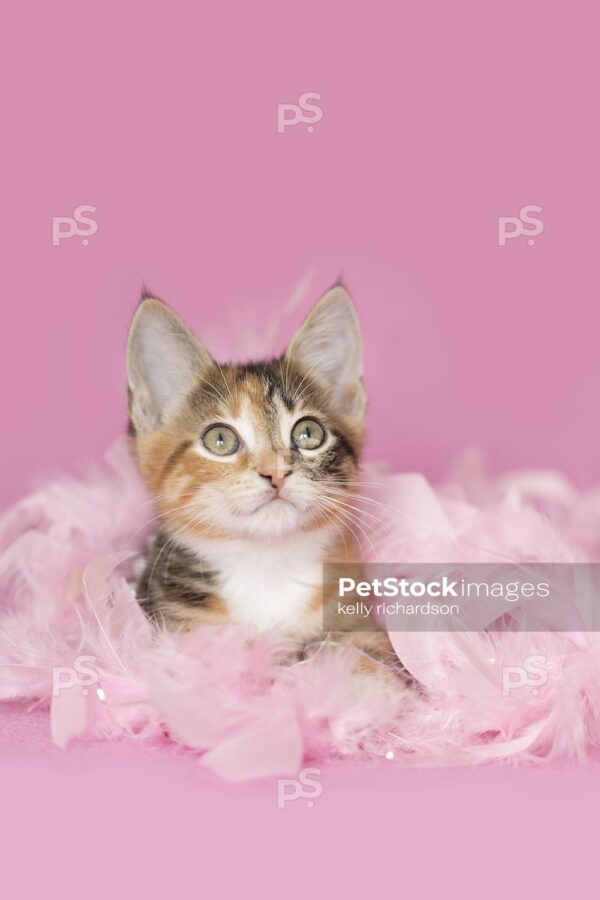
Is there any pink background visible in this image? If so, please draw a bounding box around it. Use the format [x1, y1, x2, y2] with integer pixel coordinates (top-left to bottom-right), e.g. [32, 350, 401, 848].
[2, 1, 600, 508]
[1, 1, 599, 895]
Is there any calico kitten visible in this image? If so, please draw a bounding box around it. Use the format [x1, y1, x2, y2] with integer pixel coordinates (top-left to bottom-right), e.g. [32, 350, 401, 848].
[127, 285, 396, 665]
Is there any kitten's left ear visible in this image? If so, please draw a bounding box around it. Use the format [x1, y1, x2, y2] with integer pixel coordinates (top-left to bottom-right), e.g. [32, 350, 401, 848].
[127, 297, 213, 434]
[284, 285, 366, 421]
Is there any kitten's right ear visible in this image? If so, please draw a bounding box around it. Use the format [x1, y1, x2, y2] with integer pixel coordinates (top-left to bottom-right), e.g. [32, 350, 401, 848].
[127, 298, 212, 433]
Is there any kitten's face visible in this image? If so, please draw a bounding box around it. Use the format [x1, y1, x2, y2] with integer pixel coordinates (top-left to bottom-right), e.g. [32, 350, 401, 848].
[127, 287, 366, 540]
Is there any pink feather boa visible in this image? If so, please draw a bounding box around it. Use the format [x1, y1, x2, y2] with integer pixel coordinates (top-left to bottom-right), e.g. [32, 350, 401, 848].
[1, 439, 600, 779]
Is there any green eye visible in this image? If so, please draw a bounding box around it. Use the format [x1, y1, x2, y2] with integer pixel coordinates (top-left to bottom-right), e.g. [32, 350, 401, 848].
[202, 425, 240, 456]
[292, 417, 325, 450]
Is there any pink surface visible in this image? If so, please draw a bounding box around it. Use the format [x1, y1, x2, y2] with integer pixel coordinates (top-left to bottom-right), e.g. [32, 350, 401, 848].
[1, 705, 598, 897]
[1, 1, 598, 893]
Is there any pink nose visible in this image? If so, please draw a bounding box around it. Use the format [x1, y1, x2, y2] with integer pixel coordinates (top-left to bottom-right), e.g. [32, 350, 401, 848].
[259, 461, 292, 490]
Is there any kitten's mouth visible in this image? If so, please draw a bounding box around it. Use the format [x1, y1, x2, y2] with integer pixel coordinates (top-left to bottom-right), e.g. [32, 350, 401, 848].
[252, 495, 296, 514]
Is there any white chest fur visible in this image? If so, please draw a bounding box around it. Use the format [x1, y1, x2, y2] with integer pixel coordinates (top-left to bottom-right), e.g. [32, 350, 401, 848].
[181, 531, 333, 633]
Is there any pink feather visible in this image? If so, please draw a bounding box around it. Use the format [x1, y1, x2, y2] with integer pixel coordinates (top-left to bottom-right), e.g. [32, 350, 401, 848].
[2, 438, 600, 779]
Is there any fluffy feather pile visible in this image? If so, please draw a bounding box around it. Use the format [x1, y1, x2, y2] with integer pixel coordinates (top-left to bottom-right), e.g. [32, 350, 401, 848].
[1, 440, 600, 779]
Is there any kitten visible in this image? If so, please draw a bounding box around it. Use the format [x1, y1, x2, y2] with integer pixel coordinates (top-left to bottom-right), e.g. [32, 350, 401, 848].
[127, 285, 397, 666]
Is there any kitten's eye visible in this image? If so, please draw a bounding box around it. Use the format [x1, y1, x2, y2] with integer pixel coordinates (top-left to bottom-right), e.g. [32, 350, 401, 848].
[202, 425, 240, 456]
[291, 417, 325, 450]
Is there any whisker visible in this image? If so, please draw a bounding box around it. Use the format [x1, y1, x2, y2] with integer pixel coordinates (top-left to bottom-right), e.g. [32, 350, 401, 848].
[214, 359, 235, 406]
[321, 491, 394, 536]
[317, 498, 380, 561]
[311, 499, 349, 554]
[287, 358, 327, 404]
[319, 483, 409, 520]
[127, 497, 204, 543]
[144, 507, 212, 589]
[194, 371, 229, 406]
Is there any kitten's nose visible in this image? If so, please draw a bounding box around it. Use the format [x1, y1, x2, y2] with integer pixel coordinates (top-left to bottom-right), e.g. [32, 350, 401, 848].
[259, 455, 292, 490]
